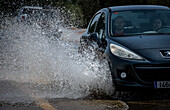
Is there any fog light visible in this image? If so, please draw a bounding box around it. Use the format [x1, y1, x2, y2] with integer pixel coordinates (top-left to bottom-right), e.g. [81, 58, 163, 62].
[120, 72, 127, 79]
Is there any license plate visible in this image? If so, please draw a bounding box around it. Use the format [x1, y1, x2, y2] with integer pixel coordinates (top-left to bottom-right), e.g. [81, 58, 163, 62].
[154, 81, 170, 88]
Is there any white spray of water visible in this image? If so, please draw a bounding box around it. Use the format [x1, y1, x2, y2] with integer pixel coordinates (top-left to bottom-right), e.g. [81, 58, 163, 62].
[0, 17, 114, 101]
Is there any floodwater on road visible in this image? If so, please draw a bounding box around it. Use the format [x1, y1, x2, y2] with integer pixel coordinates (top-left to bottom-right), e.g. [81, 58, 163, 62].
[0, 80, 128, 110]
[0, 18, 170, 110]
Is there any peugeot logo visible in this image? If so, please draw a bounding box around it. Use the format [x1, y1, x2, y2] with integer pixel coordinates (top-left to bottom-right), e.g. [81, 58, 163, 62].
[164, 51, 170, 56]
[160, 50, 170, 58]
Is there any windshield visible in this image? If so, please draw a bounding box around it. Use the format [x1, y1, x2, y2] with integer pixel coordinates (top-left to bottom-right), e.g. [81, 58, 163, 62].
[20, 8, 59, 27]
[111, 10, 170, 36]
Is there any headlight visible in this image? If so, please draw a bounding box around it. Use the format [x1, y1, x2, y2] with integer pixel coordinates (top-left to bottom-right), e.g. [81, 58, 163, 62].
[110, 44, 144, 60]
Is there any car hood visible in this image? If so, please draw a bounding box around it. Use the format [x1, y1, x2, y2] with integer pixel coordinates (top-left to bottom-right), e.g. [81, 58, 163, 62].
[110, 35, 170, 50]
[109, 35, 170, 61]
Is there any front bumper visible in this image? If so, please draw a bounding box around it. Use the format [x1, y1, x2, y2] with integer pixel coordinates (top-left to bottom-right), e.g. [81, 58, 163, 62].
[108, 54, 170, 89]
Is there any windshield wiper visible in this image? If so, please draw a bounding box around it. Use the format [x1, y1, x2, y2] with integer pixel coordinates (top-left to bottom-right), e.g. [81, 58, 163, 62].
[139, 33, 170, 35]
[112, 33, 142, 37]
[112, 33, 170, 37]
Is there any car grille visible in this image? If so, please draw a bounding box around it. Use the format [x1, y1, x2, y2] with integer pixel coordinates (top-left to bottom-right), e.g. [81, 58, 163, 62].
[134, 64, 170, 82]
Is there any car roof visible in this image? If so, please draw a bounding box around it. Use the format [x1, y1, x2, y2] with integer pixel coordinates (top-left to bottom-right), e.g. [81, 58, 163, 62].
[17, 6, 56, 17]
[104, 5, 170, 12]
[20, 6, 43, 10]
[19, 6, 53, 10]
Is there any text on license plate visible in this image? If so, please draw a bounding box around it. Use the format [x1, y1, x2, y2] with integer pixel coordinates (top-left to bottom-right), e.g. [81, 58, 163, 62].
[154, 81, 170, 88]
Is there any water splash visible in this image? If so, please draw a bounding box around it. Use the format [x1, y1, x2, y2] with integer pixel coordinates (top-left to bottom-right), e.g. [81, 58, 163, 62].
[0, 14, 113, 102]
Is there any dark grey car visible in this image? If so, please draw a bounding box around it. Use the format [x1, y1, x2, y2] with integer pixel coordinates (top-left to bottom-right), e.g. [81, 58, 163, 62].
[79, 5, 170, 90]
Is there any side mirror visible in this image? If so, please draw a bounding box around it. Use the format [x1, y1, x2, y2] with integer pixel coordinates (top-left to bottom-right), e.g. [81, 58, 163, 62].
[90, 33, 98, 41]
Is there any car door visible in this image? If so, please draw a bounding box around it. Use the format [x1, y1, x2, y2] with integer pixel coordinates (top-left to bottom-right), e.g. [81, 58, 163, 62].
[80, 12, 107, 52]
[79, 12, 102, 53]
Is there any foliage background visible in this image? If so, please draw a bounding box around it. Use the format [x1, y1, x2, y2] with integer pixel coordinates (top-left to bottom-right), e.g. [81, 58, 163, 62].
[0, 0, 170, 27]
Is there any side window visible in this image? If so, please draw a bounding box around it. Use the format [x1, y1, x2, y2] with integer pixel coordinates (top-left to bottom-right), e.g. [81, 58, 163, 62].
[88, 13, 101, 33]
[95, 13, 106, 40]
